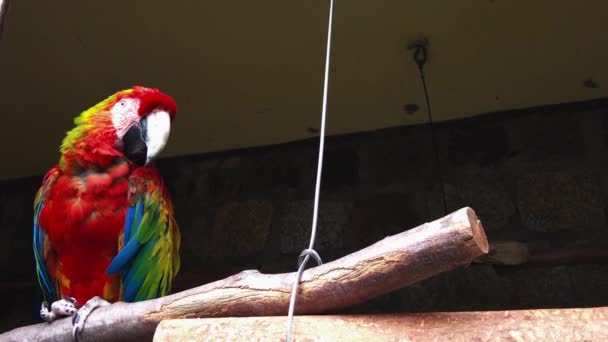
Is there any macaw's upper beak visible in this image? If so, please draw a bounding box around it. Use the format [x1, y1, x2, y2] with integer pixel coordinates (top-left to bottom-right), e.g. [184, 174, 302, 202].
[143, 110, 171, 165]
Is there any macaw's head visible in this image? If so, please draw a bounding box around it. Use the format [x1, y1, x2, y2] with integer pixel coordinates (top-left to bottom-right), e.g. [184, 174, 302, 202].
[60, 86, 177, 171]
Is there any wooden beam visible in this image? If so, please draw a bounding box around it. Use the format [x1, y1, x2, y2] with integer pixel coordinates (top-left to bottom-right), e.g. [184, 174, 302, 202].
[474, 240, 529, 265]
[474, 239, 608, 266]
[0, 207, 488, 342]
[154, 308, 608, 342]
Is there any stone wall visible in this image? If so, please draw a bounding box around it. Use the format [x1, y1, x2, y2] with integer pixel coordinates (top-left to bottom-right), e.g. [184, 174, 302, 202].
[2, 98, 608, 332]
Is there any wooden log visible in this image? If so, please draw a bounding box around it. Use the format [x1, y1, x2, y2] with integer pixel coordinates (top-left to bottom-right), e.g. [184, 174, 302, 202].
[0, 207, 488, 342]
[154, 308, 608, 342]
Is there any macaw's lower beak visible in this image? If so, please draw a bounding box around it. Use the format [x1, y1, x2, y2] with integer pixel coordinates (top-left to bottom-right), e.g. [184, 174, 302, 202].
[122, 121, 147, 167]
[122, 110, 171, 167]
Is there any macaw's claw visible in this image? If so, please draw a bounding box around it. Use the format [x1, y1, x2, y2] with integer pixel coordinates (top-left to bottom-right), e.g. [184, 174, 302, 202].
[72, 296, 111, 342]
[39, 302, 54, 322]
[40, 297, 78, 322]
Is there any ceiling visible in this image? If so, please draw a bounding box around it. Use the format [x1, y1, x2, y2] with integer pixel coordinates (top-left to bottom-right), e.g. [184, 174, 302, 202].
[0, 0, 607, 179]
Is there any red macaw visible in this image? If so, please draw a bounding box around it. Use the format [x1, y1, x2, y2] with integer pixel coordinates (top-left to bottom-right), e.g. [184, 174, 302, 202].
[32, 86, 181, 339]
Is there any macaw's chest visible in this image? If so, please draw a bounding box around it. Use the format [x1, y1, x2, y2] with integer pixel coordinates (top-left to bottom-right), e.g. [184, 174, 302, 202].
[39, 166, 132, 252]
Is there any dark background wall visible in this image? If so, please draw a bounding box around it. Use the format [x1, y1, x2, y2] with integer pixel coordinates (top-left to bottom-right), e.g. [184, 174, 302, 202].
[2, 99, 608, 332]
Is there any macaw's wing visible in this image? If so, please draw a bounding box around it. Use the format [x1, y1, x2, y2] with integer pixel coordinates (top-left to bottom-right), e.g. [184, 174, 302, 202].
[33, 167, 61, 304]
[106, 167, 181, 302]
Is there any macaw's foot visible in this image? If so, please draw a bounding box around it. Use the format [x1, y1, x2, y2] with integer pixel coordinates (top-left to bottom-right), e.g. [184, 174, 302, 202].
[72, 296, 111, 342]
[40, 296, 78, 322]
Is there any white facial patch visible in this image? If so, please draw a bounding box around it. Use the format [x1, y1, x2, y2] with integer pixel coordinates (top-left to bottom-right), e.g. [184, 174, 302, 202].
[145, 110, 171, 164]
[111, 98, 141, 138]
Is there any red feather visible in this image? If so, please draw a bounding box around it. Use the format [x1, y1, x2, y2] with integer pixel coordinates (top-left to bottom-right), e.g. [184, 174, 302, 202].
[39, 166, 130, 305]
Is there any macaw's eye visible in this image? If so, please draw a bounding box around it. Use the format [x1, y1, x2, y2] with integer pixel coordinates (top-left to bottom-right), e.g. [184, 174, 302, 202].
[119, 100, 126, 107]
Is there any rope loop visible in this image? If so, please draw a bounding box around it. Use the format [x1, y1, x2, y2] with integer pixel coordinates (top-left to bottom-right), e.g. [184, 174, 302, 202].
[298, 249, 323, 268]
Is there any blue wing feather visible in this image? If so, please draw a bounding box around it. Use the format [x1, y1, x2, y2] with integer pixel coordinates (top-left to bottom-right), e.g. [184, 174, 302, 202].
[106, 202, 144, 275]
[105, 235, 141, 275]
[122, 241, 156, 301]
[123, 202, 136, 242]
[32, 169, 60, 305]
[106, 200, 146, 277]
[33, 204, 55, 303]
[106, 169, 180, 303]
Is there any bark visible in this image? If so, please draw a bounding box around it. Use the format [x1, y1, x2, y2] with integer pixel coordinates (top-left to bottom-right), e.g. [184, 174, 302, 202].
[0, 207, 488, 342]
[154, 308, 608, 342]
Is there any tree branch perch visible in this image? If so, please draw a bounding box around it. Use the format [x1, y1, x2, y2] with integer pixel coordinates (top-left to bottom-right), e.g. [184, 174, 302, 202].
[1, 207, 488, 342]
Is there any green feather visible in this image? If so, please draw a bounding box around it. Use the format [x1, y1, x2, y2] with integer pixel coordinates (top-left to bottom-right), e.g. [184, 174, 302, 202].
[110, 172, 180, 303]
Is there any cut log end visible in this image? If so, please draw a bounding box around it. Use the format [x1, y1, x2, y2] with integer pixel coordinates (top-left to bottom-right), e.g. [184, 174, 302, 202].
[466, 207, 489, 255]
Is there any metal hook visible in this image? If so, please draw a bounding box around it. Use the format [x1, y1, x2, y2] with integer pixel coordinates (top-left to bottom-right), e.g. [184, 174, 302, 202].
[407, 38, 429, 68]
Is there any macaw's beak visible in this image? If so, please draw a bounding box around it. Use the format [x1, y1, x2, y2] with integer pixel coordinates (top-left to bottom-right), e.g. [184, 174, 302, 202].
[123, 120, 147, 167]
[122, 110, 171, 167]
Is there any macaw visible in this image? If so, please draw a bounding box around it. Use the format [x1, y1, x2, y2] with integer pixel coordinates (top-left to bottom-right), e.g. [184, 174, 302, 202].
[32, 86, 181, 339]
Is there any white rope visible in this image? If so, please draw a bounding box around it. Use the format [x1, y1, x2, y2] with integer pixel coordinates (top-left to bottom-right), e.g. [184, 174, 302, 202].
[285, 0, 335, 340]
[0, 0, 8, 40]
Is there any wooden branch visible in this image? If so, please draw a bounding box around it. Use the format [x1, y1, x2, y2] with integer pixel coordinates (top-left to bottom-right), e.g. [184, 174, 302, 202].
[154, 308, 608, 341]
[0, 207, 488, 342]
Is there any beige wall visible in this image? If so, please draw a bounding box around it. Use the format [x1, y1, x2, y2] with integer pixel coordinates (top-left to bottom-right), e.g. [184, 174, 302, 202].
[1, 1, 607, 179]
